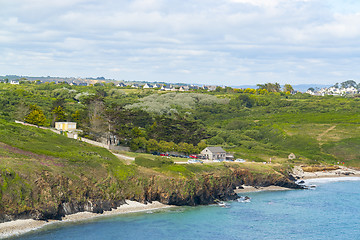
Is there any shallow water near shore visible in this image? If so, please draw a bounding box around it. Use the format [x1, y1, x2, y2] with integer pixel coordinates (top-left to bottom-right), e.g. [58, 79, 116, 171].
[12, 177, 360, 240]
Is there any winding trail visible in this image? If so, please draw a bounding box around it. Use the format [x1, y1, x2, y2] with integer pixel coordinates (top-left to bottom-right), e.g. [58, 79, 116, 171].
[317, 125, 336, 142]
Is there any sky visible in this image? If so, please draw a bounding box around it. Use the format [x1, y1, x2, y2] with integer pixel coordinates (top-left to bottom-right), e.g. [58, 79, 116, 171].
[1, 0, 360, 86]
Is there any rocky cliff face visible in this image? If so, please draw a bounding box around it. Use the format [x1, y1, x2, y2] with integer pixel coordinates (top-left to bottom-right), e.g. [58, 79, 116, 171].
[0, 167, 301, 223]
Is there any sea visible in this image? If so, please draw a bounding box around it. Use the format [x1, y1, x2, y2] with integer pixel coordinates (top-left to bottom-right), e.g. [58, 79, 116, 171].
[12, 177, 360, 240]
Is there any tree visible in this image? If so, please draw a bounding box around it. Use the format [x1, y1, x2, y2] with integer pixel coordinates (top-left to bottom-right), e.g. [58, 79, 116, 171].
[158, 140, 176, 152]
[215, 86, 223, 92]
[88, 100, 107, 140]
[52, 106, 66, 126]
[14, 101, 30, 121]
[196, 141, 207, 152]
[130, 137, 147, 151]
[146, 139, 159, 153]
[71, 110, 81, 122]
[283, 84, 294, 93]
[230, 94, 255, 108]
[25, 105, 47, 126]
[177, 142, 196, 155]
[341, 80, 357, 89]
[256, 89, 268, 95]
[52, 98, 65, 109]
[148, 115, 206, 145]
[244, 88, 256, 94]
[257, 83, 281, 92]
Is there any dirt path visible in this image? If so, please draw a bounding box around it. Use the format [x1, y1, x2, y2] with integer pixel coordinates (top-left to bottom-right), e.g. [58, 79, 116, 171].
[110, 151, 135, 164]
[317, 125, 336, 141]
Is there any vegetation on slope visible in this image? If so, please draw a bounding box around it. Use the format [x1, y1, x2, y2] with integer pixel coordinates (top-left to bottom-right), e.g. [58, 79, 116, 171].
[0, 119, 297, 222]
[0, 81, 359, 167]
[1, 80, 359, 222]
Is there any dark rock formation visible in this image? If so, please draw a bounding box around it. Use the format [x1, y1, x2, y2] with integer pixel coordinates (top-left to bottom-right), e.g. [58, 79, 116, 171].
[0, 168, 302, 223]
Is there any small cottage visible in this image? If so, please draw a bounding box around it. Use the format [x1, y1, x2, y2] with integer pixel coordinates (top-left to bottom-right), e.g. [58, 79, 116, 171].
[117, 82, 126, 87]
[288, 153, 296, 160]
[201, 147, 226, 161]
[55, 122, 77, 131]
[10, 80, 20, 85]
[143, 83, 153, 89]
[55, 122, 79, 139]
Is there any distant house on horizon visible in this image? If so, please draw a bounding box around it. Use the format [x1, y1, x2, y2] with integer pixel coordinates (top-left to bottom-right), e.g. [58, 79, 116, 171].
[117, 82, 126, 87]
[143, 83, 153, 89]
[201, 147, 226, 161]
[10, 80, 19, 85]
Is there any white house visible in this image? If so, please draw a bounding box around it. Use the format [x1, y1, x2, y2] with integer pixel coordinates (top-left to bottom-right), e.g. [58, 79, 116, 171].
[10, 80, 19, 85]
[311, 86, 359, 96]
[201, 147, 226, 161]
[143, 83, 152, 89]
[117, 83, 125, 87]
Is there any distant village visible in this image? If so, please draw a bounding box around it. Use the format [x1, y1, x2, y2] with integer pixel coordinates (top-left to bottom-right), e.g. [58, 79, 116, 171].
[0, 75, 224, 92]
[1, 75, 359, 95]
[306, 80, 360, 96]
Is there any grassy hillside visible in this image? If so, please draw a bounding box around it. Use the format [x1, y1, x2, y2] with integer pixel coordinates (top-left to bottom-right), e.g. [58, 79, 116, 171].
[0, 83, 359, 168]
[190, 94, 360, 167]
[0, 119, 299, 222]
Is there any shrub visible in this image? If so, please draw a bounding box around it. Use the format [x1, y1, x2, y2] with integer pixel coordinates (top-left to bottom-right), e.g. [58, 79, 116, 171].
[226, 119, 250, 130]
[206, 136, 225, 145]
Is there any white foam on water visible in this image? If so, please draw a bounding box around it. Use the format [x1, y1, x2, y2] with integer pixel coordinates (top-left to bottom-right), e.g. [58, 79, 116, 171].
[304, 177, 360, 185]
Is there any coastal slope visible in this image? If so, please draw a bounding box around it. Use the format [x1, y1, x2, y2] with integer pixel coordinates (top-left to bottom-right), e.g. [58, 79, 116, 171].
[0, 119, 300, 224]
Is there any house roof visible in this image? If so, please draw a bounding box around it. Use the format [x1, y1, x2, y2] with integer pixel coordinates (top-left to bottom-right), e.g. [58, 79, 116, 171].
[205, 147, 226, 153]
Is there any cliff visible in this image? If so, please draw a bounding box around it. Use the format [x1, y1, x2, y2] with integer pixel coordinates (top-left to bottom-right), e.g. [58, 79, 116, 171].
[0, 166, 300, 223]
[0, 120, 301, 223]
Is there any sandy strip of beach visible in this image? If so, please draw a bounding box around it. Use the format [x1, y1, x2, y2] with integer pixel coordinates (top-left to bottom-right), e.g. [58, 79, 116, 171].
[0, 200, 173, 239]
[234, 166, 360, 194]
[234, 185, 291, 193]
[293, 166, 360, 179]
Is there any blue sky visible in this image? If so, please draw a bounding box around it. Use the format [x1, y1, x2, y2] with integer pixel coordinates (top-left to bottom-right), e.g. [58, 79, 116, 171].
[1, 0, 360, 85]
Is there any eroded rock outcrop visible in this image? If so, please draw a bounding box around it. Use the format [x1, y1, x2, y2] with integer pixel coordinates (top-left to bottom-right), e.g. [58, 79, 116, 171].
[0, 167, 301, 223]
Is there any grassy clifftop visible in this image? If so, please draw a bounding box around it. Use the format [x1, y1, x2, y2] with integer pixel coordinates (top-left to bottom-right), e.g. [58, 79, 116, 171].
[0, 119, 298, 222]
[0, 119, 135, 220]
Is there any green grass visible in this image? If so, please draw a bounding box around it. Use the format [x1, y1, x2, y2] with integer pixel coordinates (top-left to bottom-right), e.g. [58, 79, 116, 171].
[116, 151, 189, 162]
[0, 119, 119, 164]
[322, 138, 360, 167]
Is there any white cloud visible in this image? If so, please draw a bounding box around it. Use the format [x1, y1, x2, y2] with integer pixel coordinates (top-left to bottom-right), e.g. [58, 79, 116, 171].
[1, 0, 360, 85]
[229, 0, 282, 8]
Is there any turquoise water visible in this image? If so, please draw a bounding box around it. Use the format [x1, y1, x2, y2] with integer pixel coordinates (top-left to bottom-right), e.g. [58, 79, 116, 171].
[14, 177, 360, 240]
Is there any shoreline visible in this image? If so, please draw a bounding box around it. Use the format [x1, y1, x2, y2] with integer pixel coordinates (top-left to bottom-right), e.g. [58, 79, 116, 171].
[293, 166, 360, 180]
[2, 166, 360, 239]
[0, 200, 174, 239]
[235, 166, 360, 194]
